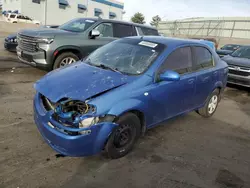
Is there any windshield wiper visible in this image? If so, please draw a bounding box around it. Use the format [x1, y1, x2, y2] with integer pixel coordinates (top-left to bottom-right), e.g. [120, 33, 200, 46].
[96, 64, 123, 74]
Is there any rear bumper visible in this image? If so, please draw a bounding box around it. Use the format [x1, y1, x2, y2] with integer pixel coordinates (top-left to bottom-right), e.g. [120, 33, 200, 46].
[33, 93, 118, 157]
[227, 74, 250, 87]
[17, 47, 51, 70]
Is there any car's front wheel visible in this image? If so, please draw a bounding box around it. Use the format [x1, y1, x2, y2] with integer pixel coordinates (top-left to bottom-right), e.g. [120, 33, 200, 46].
[198, 89, 220, 118]
[105, 113, 141, 159]
[53, 52, 79, 69]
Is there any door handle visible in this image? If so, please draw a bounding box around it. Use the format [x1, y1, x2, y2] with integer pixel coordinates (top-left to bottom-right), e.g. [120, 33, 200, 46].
[202, 76, 209, 82]
[188, 78, 195, 84]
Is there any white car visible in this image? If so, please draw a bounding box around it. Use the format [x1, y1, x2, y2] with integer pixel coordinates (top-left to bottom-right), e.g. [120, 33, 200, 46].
[5, 13, 40, 25]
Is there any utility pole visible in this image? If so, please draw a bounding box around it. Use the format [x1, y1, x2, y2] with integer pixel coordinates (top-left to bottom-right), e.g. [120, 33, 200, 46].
[86, 0, 89, 17]
[44, 0, 47, 25]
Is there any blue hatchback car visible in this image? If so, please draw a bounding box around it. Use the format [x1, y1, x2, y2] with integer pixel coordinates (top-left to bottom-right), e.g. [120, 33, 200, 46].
[34, 36, 228, 159]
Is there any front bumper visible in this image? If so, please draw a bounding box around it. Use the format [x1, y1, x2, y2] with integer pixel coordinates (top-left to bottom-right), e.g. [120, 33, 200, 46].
[4, 42, 17, 51]
[17, 47, 50, 70]
[33, 93, 118, 157]
[227, 74, 250, 87]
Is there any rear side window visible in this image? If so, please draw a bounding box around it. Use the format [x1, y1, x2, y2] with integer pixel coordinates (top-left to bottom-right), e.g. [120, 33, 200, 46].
[160, 47, 192, 74]
[138, 27, 159, 36]
[193, 46, 214, 70]
[113, 23, 135, 38]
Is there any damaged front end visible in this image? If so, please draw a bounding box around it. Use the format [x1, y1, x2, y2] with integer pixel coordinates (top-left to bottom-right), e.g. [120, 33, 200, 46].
[40, 94, 115, 135]
[34, 93, 118, 156]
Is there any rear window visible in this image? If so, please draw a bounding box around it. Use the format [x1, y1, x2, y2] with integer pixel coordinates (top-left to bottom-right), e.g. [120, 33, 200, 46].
[10, 14, 16, 18]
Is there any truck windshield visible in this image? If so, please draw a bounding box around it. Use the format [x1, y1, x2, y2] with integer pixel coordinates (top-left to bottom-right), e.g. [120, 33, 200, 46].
[231, 46, 250, 59]
[59, 18, 96, 32]
[85, 39, 164, 75]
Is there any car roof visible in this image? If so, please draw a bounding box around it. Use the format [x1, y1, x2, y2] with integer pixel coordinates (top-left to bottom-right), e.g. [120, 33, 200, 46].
[125, 36, 212, 48]
[83, 18, 157, 30]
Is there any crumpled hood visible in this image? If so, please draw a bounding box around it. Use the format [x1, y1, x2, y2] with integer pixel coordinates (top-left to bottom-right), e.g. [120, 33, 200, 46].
[222, 55, 250, 68]
[18, 28, 75, 38]
[34, 62, 133, 103]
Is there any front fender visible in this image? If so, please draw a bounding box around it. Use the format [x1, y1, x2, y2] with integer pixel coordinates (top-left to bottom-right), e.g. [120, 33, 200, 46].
[108, 99, 148, 117]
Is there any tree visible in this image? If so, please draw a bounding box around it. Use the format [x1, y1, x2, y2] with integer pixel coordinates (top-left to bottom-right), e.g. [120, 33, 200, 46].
[131, 12, 145, 24]
[150, 15, 161, 27]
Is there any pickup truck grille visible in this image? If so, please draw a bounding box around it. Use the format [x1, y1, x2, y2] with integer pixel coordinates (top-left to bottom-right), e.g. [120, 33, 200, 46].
[228, 65, 250, 77]
[17, 34, 37, 52]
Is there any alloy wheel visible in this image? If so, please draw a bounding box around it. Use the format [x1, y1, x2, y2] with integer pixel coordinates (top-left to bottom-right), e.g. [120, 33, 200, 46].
[208, 95, 218, 114]
[59, 57, 76, 67]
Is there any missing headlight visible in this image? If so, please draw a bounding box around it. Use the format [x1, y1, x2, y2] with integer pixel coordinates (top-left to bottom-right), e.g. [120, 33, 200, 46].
[53, 99, 96, 125]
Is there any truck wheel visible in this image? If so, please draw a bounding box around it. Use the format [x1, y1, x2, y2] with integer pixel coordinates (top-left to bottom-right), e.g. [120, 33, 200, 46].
[198, 89, 220, 118]
[105, 113, 141, 159]
[53, 52, 79, 69]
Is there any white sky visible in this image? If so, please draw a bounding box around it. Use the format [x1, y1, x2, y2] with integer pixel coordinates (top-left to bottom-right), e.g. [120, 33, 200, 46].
[118, 0, 250, 23]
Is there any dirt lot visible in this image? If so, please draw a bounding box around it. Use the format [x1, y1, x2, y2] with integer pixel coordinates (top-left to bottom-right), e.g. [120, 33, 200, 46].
[0, 60, 250, 188]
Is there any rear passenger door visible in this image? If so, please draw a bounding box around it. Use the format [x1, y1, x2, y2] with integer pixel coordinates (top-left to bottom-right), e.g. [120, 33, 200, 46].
[113, 23, 136, 38]
[192, 46, 216, 107]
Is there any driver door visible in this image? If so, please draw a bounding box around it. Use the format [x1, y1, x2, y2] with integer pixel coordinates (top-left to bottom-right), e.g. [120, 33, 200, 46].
[81, 22, 116, 56]
[149, 46, 197, 124]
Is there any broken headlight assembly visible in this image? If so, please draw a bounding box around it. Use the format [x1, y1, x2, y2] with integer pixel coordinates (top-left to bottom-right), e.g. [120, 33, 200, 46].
[52, 99, 98, 128]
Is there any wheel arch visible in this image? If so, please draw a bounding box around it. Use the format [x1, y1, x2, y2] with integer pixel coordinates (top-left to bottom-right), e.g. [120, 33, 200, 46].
[107, 99, 148, 135]
[52, 46, 83, 63]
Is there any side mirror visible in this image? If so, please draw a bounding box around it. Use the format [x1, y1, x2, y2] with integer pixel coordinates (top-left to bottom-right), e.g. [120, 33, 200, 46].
[159, 70, 180, 82]
[90, 29, 100, 39]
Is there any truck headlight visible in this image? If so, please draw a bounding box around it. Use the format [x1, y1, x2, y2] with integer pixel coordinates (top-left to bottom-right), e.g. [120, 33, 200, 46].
[37, 38, 54, 44]
[79, 117, 99, 128]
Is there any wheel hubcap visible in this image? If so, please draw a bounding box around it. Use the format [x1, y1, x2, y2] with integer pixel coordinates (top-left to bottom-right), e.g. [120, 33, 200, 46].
[114, 124, 132, 148]
[59, 57, 76, 67]
[208, 95, 218, 114]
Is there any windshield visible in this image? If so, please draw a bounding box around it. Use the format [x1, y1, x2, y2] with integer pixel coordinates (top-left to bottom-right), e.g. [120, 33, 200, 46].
[59, 18, 96, 32]
[85, 39, 164, 75]
[231, 46, 250, 59]
[221, 44, 240, 51]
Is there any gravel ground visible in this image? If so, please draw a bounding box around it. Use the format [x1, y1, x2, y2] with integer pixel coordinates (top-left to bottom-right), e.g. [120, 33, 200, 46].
[0, 61, 250, 188]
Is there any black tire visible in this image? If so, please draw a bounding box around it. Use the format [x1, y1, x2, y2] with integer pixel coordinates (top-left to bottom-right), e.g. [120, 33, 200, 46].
[105, 113, 141, 159]
[53, 52, 79, 70]
[198, 89, 220, 118]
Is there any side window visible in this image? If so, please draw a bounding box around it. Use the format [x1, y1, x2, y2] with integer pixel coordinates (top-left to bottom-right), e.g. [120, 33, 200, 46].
[140, 27, 159, 36]
[113, 23, 135, 38]
[10, 14, 16, 18]
[193, 46, 214, 70]
[160, 47, 192, 75]
[17, 15, 22, 19]
[135, 26, 144, 36]
[94, 23, 113, 37]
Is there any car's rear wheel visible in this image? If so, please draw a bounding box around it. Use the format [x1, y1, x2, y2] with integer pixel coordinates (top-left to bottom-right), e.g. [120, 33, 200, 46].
[105, 113, 141, 159]
[198, 89, 220, 118]
[53, 52, 79, 70]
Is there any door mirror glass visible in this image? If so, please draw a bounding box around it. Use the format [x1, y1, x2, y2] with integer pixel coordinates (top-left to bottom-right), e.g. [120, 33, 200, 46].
[159, 70, 180, 82]
[90, 29, 100, 38]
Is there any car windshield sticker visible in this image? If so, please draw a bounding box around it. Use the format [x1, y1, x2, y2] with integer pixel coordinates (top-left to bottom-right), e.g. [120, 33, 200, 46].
[86, 20, 95, 23]
[139, 41, 158, 48]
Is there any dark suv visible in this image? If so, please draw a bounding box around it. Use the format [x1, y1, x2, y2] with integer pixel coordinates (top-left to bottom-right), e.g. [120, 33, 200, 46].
[17, 18, 159, 70]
